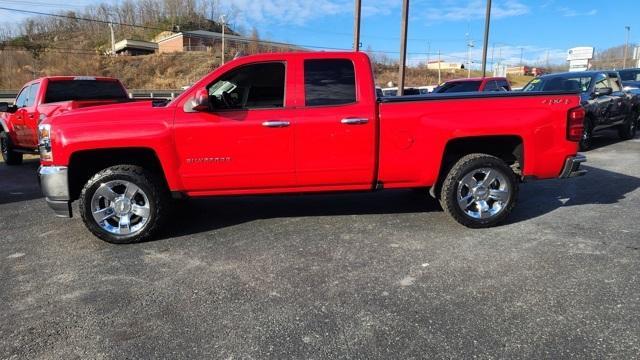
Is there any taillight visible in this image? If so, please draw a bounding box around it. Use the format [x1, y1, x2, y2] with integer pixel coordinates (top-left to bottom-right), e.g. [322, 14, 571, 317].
[567, 107, 585, 142]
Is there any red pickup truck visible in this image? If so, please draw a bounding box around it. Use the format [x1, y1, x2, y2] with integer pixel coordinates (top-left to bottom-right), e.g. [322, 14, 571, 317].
[0, 76, 130, 165]
[37, 52, 586, 243]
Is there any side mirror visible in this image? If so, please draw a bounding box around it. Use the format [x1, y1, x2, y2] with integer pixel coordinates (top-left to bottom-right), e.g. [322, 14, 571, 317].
[594, 87, 613, 97]
[0, 102, 17, 113]
[183, 89, 210, 113]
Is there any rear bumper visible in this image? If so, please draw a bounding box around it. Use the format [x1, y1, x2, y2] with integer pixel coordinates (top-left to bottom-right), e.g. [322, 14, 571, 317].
[559, 154, 587, 179]
[38, 166, 72, 218]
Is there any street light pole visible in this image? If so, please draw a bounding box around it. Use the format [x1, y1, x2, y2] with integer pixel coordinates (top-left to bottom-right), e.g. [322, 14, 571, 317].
[397, 0, 409, 96]
[480, 0, 492, 77]
[353, 0, 361, 51]
[624, 26, 631, 69]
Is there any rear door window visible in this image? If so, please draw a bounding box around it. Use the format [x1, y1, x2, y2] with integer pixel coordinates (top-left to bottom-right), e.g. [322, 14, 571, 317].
[304, 59, 356, 106]
[608, 74, 622, 92]
[44, 80, 128, 103]
[26, 82, 40, 107]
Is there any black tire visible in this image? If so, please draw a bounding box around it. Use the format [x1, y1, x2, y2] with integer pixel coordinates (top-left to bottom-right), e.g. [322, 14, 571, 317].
[0, 132, 23, 165]
[618, 112, 638, 140]
[439, 154, 518, 228]
[579, 118, 594, 151]
[79, 165, 168, 244]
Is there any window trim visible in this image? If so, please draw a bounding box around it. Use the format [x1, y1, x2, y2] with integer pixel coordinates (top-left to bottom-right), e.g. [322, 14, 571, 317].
[303, 58, 359, 108]
[205, 61, 288, 113]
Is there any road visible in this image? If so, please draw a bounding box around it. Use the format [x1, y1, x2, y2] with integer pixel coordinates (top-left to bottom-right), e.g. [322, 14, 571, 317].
[1, 132, 639, 359]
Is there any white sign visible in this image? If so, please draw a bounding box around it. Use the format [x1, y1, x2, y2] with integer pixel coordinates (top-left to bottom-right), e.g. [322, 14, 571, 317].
[567, 47, 594, 61]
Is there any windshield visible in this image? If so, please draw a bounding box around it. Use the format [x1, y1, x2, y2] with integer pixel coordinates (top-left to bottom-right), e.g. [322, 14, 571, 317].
[522, 76, 592, 93]
[618, 69, 640, 82]
[44, 80, 128, 103]
[435, 81, 482, 93]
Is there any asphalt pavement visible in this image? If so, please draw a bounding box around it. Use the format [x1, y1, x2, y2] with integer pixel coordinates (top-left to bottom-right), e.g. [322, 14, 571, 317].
[1, 132, 639, 359]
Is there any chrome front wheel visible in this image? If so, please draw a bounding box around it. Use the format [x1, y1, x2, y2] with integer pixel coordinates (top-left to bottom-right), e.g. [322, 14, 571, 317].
[80, 165, 167, 244]
[91, 180, 151, 236]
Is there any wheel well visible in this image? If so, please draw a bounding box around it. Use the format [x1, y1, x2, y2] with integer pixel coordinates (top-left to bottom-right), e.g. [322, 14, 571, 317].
[68, 148, 167, 201]
[430, 136, 523, 199]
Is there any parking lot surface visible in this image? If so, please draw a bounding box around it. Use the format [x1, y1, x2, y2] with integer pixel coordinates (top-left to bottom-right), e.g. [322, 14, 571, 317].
[1, 132, 639, 359]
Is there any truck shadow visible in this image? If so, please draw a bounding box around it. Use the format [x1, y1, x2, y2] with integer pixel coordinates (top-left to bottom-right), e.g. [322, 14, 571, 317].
[507, 165, 640, 224]
[0, 159, 43, 205]
[160, 165, 640, 239]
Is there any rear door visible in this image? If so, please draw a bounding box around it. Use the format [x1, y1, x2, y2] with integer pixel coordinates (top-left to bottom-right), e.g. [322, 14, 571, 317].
[607, 73, 627, 124]
[592, 73, 615, 127]
[294, 57, 377, 189]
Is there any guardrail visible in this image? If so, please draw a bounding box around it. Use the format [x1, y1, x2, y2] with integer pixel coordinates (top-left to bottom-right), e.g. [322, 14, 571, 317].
[0, 89, 185, 102]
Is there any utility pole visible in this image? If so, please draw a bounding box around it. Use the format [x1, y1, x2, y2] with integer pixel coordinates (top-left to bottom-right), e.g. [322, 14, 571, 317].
[353, 0, 361, 51]
[624, 26, 631, 69]
[519, 47, 524, 65]
[480, 0, 492, 77]
[108, 22, 115, 55]
[437, 50, 442, 84]
[466, 36, 474, 78]
[220, 15, 226, 65]
[397, 0, 409, 96]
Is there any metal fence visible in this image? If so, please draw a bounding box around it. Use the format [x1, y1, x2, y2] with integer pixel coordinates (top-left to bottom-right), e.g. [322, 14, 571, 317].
[0, 89, 185, 102]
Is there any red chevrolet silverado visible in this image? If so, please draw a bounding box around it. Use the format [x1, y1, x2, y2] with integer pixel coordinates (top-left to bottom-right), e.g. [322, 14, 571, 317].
[0, 76, 130, 165]
[37, 52, 586, 243]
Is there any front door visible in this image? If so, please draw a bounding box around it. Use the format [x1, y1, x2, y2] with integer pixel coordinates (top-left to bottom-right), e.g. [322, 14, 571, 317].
[10, 85, 29, 147]
[174, 61, 296, 193]
[293, 58, 377, 189]
[22, 82, 41, 148]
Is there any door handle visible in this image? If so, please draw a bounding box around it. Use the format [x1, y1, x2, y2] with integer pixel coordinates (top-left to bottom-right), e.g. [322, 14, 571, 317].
[262, 121, 290, 128]
[341, 118, 369, 125]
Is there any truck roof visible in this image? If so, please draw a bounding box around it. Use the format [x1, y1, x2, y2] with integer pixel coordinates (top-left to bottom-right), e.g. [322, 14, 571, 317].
[22, 76, 122, 87]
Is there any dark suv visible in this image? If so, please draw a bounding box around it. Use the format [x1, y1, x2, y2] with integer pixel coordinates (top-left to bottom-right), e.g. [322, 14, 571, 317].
[523, 71, 638, 150]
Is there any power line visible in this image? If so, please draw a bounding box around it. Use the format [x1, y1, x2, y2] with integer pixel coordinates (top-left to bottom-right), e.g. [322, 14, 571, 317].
[0, 6, 175, 33]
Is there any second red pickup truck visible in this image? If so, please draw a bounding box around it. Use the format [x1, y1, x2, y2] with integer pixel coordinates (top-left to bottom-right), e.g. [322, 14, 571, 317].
[37, 52, 586, 243]
[0, 76, 130, 165]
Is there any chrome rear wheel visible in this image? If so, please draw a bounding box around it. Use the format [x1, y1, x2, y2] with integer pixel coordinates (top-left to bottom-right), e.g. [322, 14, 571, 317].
[456, 167, 511, 220]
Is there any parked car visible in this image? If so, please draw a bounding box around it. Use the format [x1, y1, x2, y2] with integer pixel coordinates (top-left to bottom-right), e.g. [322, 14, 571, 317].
[433, 77, 512, 93]
[0, 76, 130, 165]
[522, 71, 638, 150]
[618, 68, 640, 90]
[381, 87, 421, 96]
[38, 51, 586, 243]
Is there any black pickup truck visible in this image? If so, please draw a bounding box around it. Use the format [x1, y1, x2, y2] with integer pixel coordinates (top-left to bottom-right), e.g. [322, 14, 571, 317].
[523, 71, 638, 150]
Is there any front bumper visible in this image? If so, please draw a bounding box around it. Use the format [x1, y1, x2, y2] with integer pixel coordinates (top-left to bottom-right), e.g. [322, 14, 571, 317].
[38, 166, 72, 218]
[559, 154, 587, 179]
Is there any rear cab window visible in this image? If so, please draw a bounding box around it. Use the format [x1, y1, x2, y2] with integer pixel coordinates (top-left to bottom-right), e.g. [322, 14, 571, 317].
[304, 59, 356, 106]
[44, 79, 128, 103]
